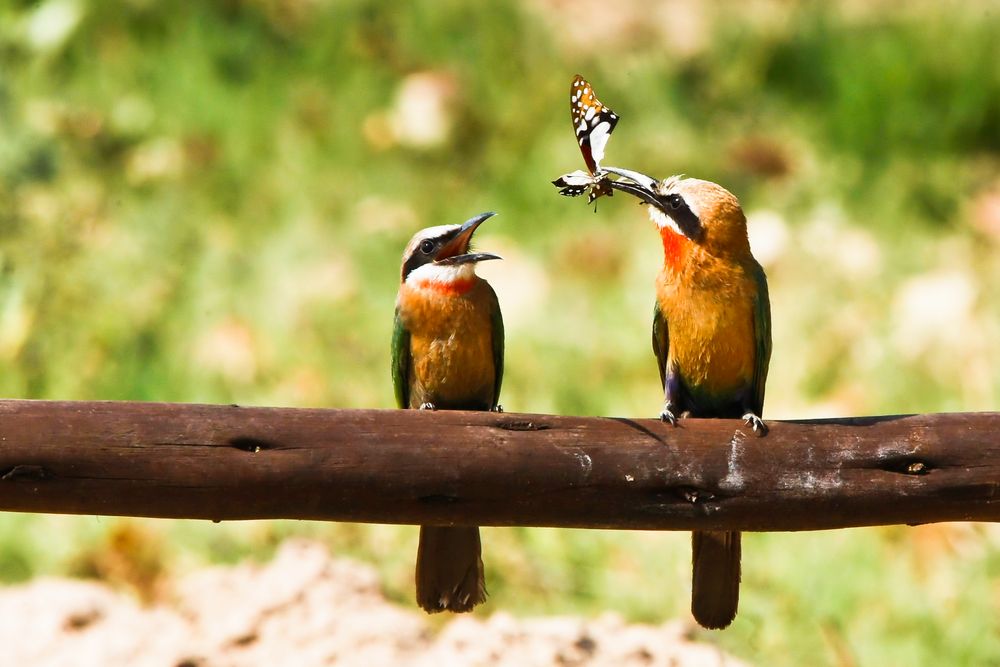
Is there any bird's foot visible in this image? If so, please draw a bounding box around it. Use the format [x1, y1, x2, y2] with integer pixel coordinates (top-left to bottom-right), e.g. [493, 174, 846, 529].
[492, 404, 504, 413]
[743, 412, 768, 436]
[659, 404, 679, 426]
[419, 402, 437, 411]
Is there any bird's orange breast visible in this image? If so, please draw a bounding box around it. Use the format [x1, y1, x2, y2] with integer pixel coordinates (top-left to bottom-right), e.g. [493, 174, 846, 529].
[397, 278, 497, 410]
[657, 256, 758, 406]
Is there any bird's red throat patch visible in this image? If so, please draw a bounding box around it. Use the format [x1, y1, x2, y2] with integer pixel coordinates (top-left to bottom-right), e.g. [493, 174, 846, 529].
[659, 226, 689, 272]
[414, 278, 475, 297]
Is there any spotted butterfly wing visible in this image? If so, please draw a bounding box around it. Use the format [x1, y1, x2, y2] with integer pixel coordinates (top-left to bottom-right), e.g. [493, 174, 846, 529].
[552, 169, 595, 198]
[555, 75, 620, 203]
[571, 75, 618, 175]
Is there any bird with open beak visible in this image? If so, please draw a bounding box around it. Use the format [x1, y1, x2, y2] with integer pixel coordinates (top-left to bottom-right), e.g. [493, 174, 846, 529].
[601, 166, 772, 630]
[392, 211, 504, 613]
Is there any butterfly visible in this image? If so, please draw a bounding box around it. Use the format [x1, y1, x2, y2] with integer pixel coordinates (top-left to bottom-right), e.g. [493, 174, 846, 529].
[552, 75, 620, 204]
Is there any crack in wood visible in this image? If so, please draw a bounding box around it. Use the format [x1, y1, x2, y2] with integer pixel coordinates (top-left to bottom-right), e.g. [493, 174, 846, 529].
[229, 437, 275, 453]
[679, 487, 715, 504]
[880, 456, 934, 476]
[494, 420, 551, 432]
[0, 464, 50, 481]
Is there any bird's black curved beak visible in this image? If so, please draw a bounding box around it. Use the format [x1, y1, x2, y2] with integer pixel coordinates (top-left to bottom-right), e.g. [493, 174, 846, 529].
[435, 211, 502, 265]
[435, 251, 503, 266]
[602, 166, 664, 209]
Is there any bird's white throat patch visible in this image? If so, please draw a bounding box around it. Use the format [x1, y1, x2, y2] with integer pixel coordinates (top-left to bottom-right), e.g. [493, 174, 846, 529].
[648, 206, 685, 237]
[406, 261, 477, 290]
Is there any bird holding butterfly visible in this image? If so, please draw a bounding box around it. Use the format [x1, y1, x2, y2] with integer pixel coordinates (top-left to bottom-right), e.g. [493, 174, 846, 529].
[552, 75, 773, 630]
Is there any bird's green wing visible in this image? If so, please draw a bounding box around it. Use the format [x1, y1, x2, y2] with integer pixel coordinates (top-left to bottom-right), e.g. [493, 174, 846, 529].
[750, 263, 772, 416]
[391, 307, 411, 409]
[652, 300, 669, 389]
[488, 284, 505, 410]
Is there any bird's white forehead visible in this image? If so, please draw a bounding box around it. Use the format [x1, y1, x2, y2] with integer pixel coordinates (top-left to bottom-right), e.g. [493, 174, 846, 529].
[410, 224, 459, 244]
[403, 223, 461, 259]
[655, 174, 686, 195]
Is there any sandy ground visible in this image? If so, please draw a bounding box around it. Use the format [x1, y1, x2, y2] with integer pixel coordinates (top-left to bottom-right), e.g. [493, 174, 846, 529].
[0, 540, 748, 667]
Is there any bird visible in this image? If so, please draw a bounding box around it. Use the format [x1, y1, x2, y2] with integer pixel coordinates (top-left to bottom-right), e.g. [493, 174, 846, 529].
[604, 166, 772, 630]
[391, 211, 504, 613]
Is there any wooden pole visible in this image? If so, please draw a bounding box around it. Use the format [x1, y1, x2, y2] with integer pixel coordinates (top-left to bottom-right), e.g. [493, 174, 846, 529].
[0, 400, 996, 530]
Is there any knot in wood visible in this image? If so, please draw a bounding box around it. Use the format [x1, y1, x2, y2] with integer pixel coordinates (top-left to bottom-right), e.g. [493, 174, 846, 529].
[680, 487, 714, 504]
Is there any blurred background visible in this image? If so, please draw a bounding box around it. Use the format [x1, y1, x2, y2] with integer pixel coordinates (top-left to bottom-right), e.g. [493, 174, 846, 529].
[1, 0, 999, 664]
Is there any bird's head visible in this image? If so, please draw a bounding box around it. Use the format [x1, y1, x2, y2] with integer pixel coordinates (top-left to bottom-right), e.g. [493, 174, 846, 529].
[603, 167, 750, 260]
[400, 211, 501, 287]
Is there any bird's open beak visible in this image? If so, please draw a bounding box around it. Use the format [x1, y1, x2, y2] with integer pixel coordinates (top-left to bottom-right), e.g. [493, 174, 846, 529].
[602, 166, 664, 208]
[435, 211, 502, 265]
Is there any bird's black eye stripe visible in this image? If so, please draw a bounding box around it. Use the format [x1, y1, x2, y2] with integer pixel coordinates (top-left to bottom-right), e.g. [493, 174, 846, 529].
[402, 238, 439, 280]
[659, 193, 702, 240]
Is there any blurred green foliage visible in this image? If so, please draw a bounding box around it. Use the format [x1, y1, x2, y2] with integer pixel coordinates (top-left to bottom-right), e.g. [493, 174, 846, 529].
[1, 1, 999, 665]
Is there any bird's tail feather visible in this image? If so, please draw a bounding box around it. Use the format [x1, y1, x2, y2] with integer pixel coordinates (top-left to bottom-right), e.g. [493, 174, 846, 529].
[691, 529, 741, 629]
[416, 526, 486, 613]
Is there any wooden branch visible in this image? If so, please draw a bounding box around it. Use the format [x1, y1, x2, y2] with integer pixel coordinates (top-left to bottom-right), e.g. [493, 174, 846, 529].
[0, 400, 996, 530]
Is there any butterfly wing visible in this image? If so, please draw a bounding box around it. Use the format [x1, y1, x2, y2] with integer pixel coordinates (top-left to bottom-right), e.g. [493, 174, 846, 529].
[571, 75, 620, 176]
[552, 170, 596, 197]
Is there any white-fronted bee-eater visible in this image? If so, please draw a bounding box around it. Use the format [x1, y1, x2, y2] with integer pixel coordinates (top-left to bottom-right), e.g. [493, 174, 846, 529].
[391, 211, 504, 613]
[605, 166, 772, 630]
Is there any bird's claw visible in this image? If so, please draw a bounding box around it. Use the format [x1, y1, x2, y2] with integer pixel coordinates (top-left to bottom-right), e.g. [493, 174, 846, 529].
[492, 404, 504, 413]
[659, 407, 678, 426]
[743, 412, 768, 436]
[419, 402, 437, 411]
